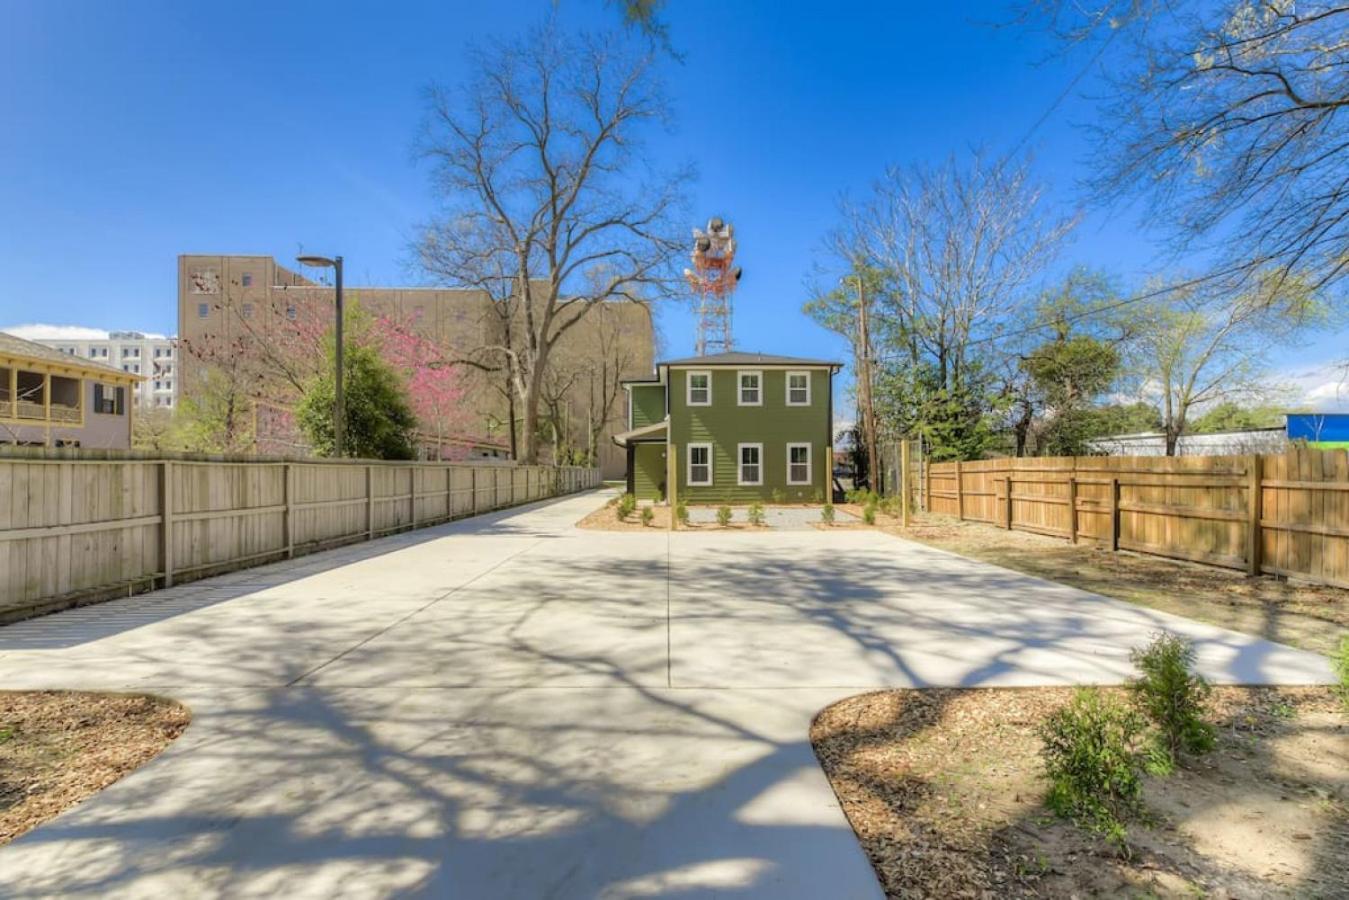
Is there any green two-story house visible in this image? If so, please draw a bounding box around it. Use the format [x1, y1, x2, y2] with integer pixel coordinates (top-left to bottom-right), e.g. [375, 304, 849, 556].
[614, 351, 842, 504]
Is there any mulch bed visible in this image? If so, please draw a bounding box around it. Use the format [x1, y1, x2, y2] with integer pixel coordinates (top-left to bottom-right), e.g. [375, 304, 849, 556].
[0, 691, 190, 846]
[812, 686, 1348, 898]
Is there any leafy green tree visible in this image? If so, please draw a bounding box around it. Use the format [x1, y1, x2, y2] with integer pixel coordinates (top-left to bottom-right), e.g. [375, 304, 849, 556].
[297, 340, 418, 460]
[1190, 402, 1285, 434]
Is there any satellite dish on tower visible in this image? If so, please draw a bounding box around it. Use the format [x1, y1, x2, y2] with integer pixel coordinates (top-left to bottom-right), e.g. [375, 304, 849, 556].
[685, 216, 742, 356]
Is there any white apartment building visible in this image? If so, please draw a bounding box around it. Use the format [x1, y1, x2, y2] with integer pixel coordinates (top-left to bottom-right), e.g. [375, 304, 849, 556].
[2, 325, 178, 409]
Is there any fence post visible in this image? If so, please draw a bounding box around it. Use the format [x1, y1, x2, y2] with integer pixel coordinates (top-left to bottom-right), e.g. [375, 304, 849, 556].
[471, 467, 478, 515]
[161, 460, 174, 588]
[900, 440, 911, 528]
[924, 452, 931, 513]
[1004, 475, 1013, 530]
[283, 462, 294, 559]
[410, 467, 417, 529]
[954, 460, 963, 521]
[1067, 475, 1078, 545]
[1109, 476, 1121, 552]
[366, 465, 374, 539]
[1246, 454, 1263, 576]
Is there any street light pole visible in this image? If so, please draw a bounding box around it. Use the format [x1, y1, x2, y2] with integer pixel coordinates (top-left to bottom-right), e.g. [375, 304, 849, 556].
[333, 256, 344, 457]
[297, 254, 345, 457]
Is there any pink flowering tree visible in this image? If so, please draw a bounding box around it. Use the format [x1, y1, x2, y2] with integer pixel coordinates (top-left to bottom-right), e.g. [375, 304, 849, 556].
[373, 317, 476, 460]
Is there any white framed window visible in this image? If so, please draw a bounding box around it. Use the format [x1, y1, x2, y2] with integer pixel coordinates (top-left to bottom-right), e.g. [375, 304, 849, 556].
[738, 443, 763, 486]
[786, 371, 811, 406]
[686, 370, 711, 406]
[738, 370, 762, 406]
[787, 442, 812, 485]
[687, 443, 713, 485]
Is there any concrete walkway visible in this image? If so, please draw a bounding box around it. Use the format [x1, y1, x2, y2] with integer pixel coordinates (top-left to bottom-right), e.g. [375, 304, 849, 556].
[0, 490, 1332, 898]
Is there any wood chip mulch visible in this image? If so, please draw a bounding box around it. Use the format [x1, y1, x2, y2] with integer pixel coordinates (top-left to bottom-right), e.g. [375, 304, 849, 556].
[811, 686, 1348, 899]
[0, 691, 191, 846]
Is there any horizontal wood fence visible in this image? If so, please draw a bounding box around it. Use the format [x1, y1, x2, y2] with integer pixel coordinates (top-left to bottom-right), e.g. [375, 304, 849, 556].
[0, 454, 600, 622]
[926, 448, 1349, 590]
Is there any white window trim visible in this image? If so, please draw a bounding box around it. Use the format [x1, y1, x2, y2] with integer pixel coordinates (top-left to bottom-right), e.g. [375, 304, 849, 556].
[737, 442, 764, 486]
[686, 370, 712, 407]
[737, 370, 763, 406]
[687, 442, 713, 486]
[786, 442, 813, 485]
[785, 370, 811, 406]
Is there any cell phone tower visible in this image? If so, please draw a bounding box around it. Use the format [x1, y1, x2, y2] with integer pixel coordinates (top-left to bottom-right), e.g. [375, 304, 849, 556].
[684, 217, 743, 356]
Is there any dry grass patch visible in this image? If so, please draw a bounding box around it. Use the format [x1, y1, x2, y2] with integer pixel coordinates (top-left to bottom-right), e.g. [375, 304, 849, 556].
[1, 691, 190, 846]
[889, 514, 1349, 657]
[812, 686, 1347, 899]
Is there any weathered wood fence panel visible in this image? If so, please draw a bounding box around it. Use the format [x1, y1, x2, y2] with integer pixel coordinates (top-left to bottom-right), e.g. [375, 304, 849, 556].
[0, 452, 600, 622]
[926, 448, 1349, 589]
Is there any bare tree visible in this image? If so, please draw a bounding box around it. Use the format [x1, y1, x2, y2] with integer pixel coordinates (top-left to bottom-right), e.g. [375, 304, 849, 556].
[1022, 1, 1349, 301]
[416, 23, 686, 464]
[1128, 274, 1318, 454]
[817, 152, 1075, 459]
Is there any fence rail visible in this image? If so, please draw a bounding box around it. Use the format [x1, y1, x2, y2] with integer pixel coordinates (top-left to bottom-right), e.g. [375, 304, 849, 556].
[0, 454, 600, 622]
[925, 448, 1349, 590]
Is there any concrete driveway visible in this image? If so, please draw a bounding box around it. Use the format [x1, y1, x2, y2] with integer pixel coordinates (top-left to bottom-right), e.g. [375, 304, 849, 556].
[0, 490, 1331, 898]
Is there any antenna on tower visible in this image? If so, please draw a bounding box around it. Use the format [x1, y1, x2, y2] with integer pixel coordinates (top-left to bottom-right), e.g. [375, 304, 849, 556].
[683, 217, 742, 356]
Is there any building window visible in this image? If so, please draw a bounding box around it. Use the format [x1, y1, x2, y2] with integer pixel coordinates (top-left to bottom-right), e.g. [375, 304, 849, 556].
[241, 273, 253, 287]
[786, 371, 811, 406]
[286, 305, 297, 321]
[687, 443, 712, 486]
[242, 303, 254, 320]
[197, 302, 210, 318]
[738, 443, 763, 486]
[89, 348, 98, 357]
[787, 443, 812, 485]
[93, 384, 125, 415]
[686, 371, 711, 406]
[738, 371, 762, 406]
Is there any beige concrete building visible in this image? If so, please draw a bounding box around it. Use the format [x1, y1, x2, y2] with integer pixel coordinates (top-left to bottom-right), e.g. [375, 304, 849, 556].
[177, 254, 653, 476]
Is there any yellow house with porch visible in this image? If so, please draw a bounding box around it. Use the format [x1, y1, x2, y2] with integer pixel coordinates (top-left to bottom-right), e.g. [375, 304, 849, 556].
[0, 331, 141, 449]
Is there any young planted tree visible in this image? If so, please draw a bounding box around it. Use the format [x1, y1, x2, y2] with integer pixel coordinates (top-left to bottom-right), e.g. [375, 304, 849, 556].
[416, 23, 685, 464]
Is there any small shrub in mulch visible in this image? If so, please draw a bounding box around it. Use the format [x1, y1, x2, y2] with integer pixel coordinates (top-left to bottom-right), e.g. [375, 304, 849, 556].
[716, 505, 732, 527]
[813, 685, 1349, 898]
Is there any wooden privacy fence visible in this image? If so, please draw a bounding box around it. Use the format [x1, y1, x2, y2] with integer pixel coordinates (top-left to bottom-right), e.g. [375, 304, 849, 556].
[926, 448, 1349, 590]
[0, 453, 600, 621]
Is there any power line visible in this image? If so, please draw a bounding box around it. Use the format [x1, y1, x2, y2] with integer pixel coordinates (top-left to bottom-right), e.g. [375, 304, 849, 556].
[870, 260, 1265, 365]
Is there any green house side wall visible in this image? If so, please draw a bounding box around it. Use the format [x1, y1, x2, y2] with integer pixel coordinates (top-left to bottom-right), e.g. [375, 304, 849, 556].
[629, 384, 666, 429]
[632, 443, 667, 501]
[669, 368, 831, 503]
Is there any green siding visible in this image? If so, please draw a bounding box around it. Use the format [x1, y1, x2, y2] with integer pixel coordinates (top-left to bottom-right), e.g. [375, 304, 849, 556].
[630, 384, 666, 428]
[632, 443, 667, 500]
[670, 368, 831, 503]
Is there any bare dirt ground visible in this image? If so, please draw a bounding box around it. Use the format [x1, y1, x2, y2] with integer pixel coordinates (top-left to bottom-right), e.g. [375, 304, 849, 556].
[812, 686, 1349, 899]
[880, 513, 1349, 657]
[1, 691, 190, 846]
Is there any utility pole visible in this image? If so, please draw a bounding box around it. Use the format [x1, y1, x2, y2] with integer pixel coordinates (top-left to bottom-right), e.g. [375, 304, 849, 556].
[852, 272, 880, 494]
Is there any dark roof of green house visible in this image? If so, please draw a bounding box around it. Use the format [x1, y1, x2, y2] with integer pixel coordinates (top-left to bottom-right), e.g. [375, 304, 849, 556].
[658, 351, 842, 369]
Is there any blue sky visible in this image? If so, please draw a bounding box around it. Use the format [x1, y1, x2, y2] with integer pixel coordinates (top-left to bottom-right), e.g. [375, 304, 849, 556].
[2, 0, 1345, 406]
